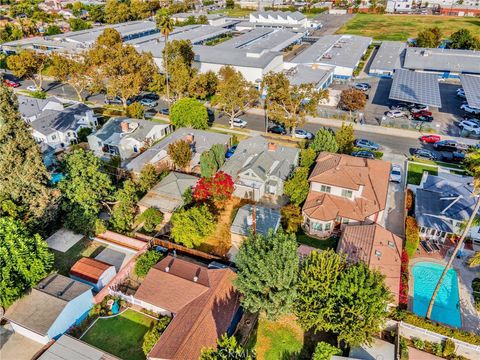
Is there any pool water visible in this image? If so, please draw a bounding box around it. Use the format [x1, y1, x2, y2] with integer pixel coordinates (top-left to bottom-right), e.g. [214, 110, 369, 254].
[50, 173, 65, 184]
[412, 262, 461, 328]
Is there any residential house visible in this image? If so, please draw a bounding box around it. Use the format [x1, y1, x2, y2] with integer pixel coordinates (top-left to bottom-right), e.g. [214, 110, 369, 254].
[18, 95, 64, 123]
[229, 204, 281, 259]
[69, 257, 117, 292]
[415, 172, 477, 242]
[137, 171, 198, 220]
[30, 103, 98, 150]
[125, 128, 231, 174]
[221, 136, 299, 201]
[337, 224, 403, 305]
[133, 256, 241, 360]
[3, 274, 93, 344]
[302, 152, 390, 237]
[87, 117, 171, 161]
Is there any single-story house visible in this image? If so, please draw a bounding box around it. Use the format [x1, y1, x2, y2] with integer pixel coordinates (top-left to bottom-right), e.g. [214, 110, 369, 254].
[18, 95, 64, 123]
[3, 274, 93, 344]
[125, 128, 231, 174]
[229, 204, 281, 259]
[37, 334, 120, 360]
[134, 256, 241, 360]
[337, 224, 403, 305]
[221, 136, 299, 201]
[137, 171, 198, 219]
[69, 257, 117, 292]
[87, 117, 172, 161]
[302, 152, 390, 237]
[415, 172, 477, 242]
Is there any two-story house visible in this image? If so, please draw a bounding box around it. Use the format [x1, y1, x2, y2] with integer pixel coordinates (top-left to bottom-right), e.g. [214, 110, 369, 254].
[221, 136, 299, 201]
[302, 152, 390, 237]
[18, 95, 64, 123]
[87, 117, 171, 162]
[30, 103, 98, 149]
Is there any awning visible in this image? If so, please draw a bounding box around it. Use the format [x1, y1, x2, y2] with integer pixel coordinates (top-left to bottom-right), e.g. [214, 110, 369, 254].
[389, 69, 442, 108]
[460, 74, 480, 109]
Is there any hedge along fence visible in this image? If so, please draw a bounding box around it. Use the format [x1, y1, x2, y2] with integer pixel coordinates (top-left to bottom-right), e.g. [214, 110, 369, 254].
[405, 216, 420, 257]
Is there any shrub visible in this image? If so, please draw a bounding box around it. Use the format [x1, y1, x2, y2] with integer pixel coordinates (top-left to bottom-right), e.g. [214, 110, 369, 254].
[281, 204, 303, 233]
[406, 189, 414, 213]
[405, 216, 420, 257]
[431, 342, 443, 356]
[399, 250, 409, 307]
[134, 250, 163, 278]
[312, 341, 342, 360]
[142, 317, 171, 355]
[28, 90, 46, 99]
[77, 127, 93, 142]
[300, 147, 317, 168]
[472, 278, 480, 311]
[443, 338, 456, 358]
[138, 207, 164, 233]
[170, 97, 208, 129]
[400, 338, 409, 360]
[412, 337, 425, 350]
[126, 102, 144, 119]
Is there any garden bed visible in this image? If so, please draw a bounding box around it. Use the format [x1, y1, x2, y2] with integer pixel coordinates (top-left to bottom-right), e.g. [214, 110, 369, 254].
[296, 230, 339, 250]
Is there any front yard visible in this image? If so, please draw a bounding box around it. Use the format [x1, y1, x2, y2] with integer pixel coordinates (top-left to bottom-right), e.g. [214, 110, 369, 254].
[81, 309, 157, 360]
[406, 163, 438, 186]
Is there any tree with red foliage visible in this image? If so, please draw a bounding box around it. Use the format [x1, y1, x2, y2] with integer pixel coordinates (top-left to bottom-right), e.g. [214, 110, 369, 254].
[399, 249, 409, 308]
[193, 171, 234, 204]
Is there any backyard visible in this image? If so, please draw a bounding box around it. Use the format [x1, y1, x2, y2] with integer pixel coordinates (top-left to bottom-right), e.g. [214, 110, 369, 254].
[81, 309, 158, 360]
[336, 14, 480, 41]
[296, 230, 339, 250]
[52, 238, 106, 275]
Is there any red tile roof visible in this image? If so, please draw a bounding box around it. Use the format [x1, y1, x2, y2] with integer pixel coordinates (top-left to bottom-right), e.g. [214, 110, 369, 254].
[135, 256, 240, 360]
[337, 224, 403, 304]
[69, 258, 114, 284]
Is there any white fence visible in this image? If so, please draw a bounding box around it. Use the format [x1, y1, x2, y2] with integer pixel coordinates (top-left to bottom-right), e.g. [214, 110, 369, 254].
[399, 321, 480, 360]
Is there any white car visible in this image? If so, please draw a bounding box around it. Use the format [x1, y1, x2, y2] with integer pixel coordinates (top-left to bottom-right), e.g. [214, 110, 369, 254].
[386, 110, 406, 118]
[390, 164, 402, 183]
[461, 104, 480, 115]
[294, 129, 313, 139]
[232, 118, 247, 128]
[27, 85, 43, 92]
[457, 88, 465, 98]
[459, 120, 480, 134]
[139, 98, 157, 107]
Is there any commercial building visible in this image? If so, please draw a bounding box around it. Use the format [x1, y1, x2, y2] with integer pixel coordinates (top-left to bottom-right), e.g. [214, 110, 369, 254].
[285, 65, 334, 90]
[459, 74, 480, 109]
[235, 10, 319, 30]
[369, 41, 406, 77]
[288, 34, 372, 79]
[386, 0, 414, 13]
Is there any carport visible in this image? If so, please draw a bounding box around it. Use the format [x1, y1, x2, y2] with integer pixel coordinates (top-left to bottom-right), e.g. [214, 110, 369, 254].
[460, 74, 480, 109]
[389, 69, 442, 108]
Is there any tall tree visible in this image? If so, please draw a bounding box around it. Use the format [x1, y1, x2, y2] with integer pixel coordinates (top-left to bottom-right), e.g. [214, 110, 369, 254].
[50, 53, 91, 102]
[212, 66, 259, 128]
[235, 230, 299, 319]
[416, 27, 442, 48]
[449, 28, 480, 50]
[170, 97, 209, 129]
[7, 50, 48, 90]
[110, 179, 138, 233]
[263, 72, 327, 138]
[310, 128, 339, 154]
[0, 84, 54, 227]
[0, 217, 53, 307]
[189, 70, 218, 99]
[157, 14, 174, 104]
[167, 139, 192, 170]
[338, 88, 366, 116]
[170, 204, 216, 248]
[335, 123, 355, 154]
[284, 167, 310, 205]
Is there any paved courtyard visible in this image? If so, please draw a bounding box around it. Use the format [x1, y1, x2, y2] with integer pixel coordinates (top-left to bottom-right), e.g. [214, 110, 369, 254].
[46, 228, 84, 253]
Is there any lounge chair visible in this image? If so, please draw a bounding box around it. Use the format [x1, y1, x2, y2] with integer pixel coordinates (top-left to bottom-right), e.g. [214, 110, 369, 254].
[420, 240, 433, 253]
[429, 240, 440, 252]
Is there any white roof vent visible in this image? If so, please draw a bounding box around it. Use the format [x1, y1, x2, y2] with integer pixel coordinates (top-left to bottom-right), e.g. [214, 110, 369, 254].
[165, 266, 170, 273]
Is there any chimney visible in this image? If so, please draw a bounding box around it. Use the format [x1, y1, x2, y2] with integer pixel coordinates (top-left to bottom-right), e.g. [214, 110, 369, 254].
[268, 142, 277, 152]
[120, 121, 129, 133]
[185, 133, 194, 144]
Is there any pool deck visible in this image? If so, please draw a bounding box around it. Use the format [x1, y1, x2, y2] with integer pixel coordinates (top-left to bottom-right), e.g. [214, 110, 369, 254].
[409, 256, 480, 333]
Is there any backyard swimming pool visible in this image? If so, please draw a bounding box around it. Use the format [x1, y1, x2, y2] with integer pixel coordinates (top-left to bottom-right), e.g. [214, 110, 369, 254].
[412, 262, 462, 328]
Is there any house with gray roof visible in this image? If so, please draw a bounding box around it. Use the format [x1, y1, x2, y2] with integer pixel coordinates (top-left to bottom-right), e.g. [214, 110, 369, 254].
[18, 95, 64, 123]
[3, 274, 93, 344]
[30, 103, 98, 150]
[125, 128, 231, 174]
[87, 117, 171, 162]
[37, 335, 119, 360]
[285, 65, 334, 90]
[137, 171, 198, 217]
[221, 136, 299, 201]
[415, 172, 477, 242]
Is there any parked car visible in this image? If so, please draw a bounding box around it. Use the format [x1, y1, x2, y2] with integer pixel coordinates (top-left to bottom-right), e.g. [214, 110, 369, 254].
[139, 98, 157, 107]
[4, 79, 20, 88]
[433, 140, 468, 152]
[456, 88, 466, 99]
[142, 93, 159, 101]
[386, 110, 406, 118]
[390, 164, 402, 183]
[420, 135, 441, 144]
[268, 124, 287, 135]
[413, 148, 436, 160]
[410, 104, 429, 113]
[459, 120, 480, 133]
[351, 150, 375, 159]
[27, 85, 44, 92]
[105, 96, 123, 105]
[354, 139, 380, 150]
[353, 83, 371, 91]
[207, 108, 214, 117]
[411, 110, 433, 118]
[294, 129, 313, 139]
[226, 145, 237, 159]
[413, 115, 434, 122]
[390, 102, 410, 111]
[441, 151, 465, 164]
[461, 104, 480, 115]
[160, 108, 169, 115]
[233, 118, 247, 128]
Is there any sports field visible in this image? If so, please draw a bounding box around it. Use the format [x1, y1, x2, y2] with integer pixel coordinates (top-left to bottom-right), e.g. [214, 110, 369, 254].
[336, 14, 480, 41]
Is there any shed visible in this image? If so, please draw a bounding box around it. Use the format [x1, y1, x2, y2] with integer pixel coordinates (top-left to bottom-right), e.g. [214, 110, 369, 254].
[69, 257, 116, 292]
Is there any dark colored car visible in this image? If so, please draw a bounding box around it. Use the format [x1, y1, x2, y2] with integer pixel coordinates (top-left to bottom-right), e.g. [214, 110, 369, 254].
[351, 150, 375, 159]
[207, 108, 214, 117]
[354, 139, 380, 151]
[160, 108, 169, 115]
[433, 140, 467, 152]
[143, 93, 159, 101]
[268, 124, 287, 135]
[413, 149, 436, 160]
[442, 151, 465, 164]
[413, 115, 434, 122]
[226, 145, 237, 159]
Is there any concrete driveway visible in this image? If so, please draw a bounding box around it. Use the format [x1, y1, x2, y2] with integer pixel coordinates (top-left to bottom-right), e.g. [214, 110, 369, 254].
[0, 325, 43, 360]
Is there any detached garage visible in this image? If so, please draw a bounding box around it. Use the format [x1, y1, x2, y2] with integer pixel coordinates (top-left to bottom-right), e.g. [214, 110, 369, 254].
[69, 257, 116, 292]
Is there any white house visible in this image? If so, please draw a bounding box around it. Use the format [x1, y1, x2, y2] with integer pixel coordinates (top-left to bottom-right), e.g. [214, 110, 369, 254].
[3, 274, 93, 344]
[87, 117, 171, 161]
[249, 11, 312, 29]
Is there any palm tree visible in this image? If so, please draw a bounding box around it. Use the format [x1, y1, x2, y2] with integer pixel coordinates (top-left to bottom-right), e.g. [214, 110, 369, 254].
[156, 15, 174, 106]
[426, 150, 480, 319]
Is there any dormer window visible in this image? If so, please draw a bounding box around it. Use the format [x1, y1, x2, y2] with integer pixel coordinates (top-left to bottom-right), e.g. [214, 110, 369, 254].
[341, 189, 353, 198]
[320, 185, 331, 193]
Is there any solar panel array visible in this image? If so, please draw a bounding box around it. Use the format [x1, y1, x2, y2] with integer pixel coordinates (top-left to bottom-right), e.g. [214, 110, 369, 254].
[389, 69, 442, 108]
[460, 74, 480, 109]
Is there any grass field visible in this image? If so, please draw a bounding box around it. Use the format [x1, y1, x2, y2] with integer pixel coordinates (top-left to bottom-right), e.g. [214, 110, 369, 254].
[406, 162, 438, 185]
[52, 239, 105, 275]
[336, 14, 480, 41]
[82, 309, 157, 360]
[210, 7, 253, 18]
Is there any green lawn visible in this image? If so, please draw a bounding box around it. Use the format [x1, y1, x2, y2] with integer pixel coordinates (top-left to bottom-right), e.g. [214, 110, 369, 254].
[406, 163, 438, 185]
[209, 7, 253, 18]
[336, 14, 480, 41]
[52, 238, 106, 275]
[82, 309, 157, 360]
[296, 230, 339, 250]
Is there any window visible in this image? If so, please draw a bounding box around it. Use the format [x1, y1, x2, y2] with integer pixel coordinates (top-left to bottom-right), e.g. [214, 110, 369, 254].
[341, 189, 353, 198]
[324, 223, 331, 231]
[430, 229, 436, 235]
[342, 218, 349, 224]
[313, 222, 323, 231]
[440, 231, 446, 238]
[133, 145, 138, 153]
[320, 185, 331, 193]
